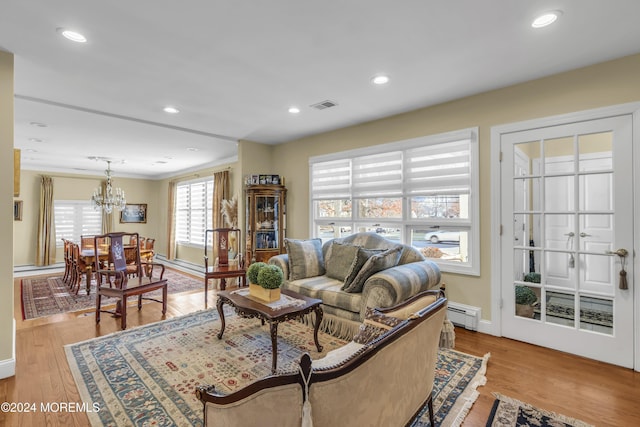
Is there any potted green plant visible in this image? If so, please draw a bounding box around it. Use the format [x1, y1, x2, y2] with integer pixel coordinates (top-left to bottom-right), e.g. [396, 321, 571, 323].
[247, 262, 283, 302]
[247, 262, 267, 285]
[515, 285, 537, 318]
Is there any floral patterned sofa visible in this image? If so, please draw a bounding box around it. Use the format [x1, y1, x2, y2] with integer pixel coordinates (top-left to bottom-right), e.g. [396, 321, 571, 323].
[269, 232, 453, 346]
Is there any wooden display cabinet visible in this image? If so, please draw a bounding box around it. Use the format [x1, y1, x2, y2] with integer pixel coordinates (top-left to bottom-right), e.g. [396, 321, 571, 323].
[245, 184, 287, 264]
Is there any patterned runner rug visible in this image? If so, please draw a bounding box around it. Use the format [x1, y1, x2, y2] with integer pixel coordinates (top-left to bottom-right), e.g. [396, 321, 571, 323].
[65, 308, 488, 426]
[486, 393, 594, 427]
[21, 268, 202, 320]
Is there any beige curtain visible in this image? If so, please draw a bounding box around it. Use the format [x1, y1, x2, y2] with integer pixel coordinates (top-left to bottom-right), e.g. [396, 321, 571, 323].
[212, 170, 229, 229]
[166, 180, 177, 260]
[100, 180, 114, 233]
[35, 175, 55, 266]
[210, 171, 230, 271]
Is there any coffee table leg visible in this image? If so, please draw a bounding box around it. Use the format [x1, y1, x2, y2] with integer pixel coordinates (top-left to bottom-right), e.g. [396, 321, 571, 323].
[313, 306, 324, 352]
[270, 321, 278, 373]
[217, 298, 226, 339]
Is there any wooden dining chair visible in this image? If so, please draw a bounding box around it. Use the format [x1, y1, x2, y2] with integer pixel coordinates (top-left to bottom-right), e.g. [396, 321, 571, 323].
[204, 228, 246, 302]
[144, 238, 155, 251]
[93, 232, 168, 330]
[71, 242, 91, 295]
[80, 235, 95, 251]
[61, 239, 73, 285]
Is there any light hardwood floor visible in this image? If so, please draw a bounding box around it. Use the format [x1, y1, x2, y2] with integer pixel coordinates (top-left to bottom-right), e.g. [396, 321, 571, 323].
[2, 274, 639, 426]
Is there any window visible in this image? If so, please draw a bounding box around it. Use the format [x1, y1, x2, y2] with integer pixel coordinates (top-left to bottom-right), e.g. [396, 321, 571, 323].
[310, 128, 479, 275]
[54, 200, 102, 246]
[175, 178, 214, 246]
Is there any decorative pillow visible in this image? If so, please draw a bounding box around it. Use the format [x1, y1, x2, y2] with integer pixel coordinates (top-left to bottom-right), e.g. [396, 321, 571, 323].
[342, 245, 403, 293]
[341, 247, 384, 291]
[325, 242, 360, 282]
[284, 238, 325, 280]
[352, 307, 403, 345]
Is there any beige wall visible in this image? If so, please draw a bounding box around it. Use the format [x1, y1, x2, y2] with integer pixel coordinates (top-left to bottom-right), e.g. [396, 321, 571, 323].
[268, 53, 640, 320]
[13, 161, 242, 269]
[1, 51, 15, 376]
[13, 170, 161, 266]
[155, 162, 240, 265]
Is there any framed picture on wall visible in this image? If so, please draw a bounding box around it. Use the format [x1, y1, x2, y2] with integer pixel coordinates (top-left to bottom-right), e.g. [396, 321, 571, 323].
[120, 203, 147, 224]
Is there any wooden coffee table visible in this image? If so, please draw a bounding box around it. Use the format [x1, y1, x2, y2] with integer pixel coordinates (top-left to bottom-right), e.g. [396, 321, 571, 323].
[216, 287, 323, 373]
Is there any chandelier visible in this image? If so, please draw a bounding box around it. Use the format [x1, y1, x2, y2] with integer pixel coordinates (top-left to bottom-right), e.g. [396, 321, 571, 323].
[91, 160, 126, 214]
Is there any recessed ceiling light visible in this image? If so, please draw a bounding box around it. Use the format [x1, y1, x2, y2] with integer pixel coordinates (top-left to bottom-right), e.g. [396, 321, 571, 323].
[28, 138, 43, 143]
[186, 147, 199, 152]
[25, 148, 38, 153]
[288, 106, 300, 114]
[371, 75, 390, 85]
[163, 106, 180, 114]
[532, 11, 562, 28]
[57, 27, 87, 43]
[30, 121, 48, 127]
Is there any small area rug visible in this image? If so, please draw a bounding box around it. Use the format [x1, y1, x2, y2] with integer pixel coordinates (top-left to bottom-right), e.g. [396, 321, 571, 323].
[486, 393, 594, 427]
[65, 308, 488, 426]
[21, 268, 202, 320]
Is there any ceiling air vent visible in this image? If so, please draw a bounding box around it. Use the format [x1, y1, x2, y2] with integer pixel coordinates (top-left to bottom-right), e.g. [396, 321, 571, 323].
[310, 100, 338, 110]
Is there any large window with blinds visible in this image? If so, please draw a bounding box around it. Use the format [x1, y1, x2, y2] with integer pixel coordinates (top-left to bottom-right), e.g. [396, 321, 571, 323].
[175, 178, 214, 246]
[310, 128, 479, 275]
[54, 200, 102, 246]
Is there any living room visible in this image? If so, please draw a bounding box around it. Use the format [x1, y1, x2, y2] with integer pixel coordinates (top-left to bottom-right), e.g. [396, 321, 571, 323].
[3, 3, 640, 426]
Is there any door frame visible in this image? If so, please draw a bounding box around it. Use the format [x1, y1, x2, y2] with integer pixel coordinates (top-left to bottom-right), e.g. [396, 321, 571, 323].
[490, 101, 640, 371]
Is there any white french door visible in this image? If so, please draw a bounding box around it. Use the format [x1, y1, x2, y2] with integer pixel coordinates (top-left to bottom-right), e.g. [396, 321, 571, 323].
[500, 114, 634, 368]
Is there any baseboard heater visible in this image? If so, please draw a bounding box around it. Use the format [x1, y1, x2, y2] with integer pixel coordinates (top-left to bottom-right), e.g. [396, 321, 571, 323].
[447, 302, 481, 331]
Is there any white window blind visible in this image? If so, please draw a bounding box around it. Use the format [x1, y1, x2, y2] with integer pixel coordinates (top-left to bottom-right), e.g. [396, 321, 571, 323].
[405, 138, 471, 196]
[54, 200, 102, 245]
[312, 133, 473, 202]
[175, 178, 214, 246]
[310, 159, 351, 200]
[352, 151, 403, 198]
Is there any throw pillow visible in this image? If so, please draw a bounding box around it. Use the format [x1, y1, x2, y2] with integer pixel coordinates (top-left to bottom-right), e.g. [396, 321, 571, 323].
[341, 246, 384, 291]
[342, 245, 403, 293]
[285, 238, 325, 280]
[325, 242, 360, 282]
[352, 307, 403, 345]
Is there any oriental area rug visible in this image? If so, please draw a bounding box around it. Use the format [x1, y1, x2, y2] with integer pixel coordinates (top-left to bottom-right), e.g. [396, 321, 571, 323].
[21, 268, 202, 320]
[486, 393, 594, 427]
[65, 308, 488, 427]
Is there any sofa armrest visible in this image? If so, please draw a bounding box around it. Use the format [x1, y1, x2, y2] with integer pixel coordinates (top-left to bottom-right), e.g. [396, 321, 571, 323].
[268, 254, 289, 280]
[197, 381, 302, 427]
[359, 260, 441, 320]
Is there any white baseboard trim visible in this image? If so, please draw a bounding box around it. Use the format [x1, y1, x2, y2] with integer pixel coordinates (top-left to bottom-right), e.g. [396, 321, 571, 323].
[14, 263, 65, 277]
[477, 319, 497, 336]
[13, 259, 203, 279]
[0, 319, 16, 379]
[154, 255, 204, 278]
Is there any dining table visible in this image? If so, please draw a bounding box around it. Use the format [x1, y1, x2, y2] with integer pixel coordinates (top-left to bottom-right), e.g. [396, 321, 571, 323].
[79, 247, 154, 294]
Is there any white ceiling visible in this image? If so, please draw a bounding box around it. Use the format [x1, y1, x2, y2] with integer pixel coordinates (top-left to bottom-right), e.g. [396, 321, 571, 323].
[2, 1, 640, 179]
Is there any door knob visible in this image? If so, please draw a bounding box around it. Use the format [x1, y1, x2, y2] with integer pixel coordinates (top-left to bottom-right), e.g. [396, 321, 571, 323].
[579, 232, 591, 238]
[606, 249, 628, 257]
